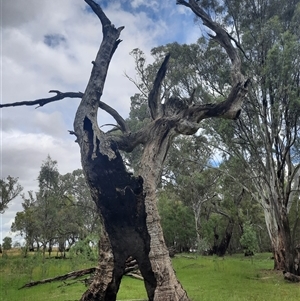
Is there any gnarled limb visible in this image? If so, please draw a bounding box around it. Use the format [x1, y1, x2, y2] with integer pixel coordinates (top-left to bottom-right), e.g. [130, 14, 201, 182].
[99, 100, 129, 133]
[0, 91, 83, 108]
[148, 53, 170, 120]
[177, 0, 244, 84]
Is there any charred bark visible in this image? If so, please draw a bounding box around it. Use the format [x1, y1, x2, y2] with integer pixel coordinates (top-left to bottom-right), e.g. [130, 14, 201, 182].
[78, 134, 157, 301]
[0, 0, 248, 299]
[209, 219, 234, 257]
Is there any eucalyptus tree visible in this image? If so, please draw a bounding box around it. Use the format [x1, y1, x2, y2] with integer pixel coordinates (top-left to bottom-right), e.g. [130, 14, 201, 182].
[159, 0, 300, 274]
[11, 156, 64, 255]
[60, 169, 101, 243]
[11, 164, 100, 255]
[0, 176, 23, 213]
[35, 156, 62, 255]
[0, 1, 249, 300]
[11, 192, 40, 254]
[164, 136, 217, 243]
[2, 237, 12, 250]
[202, 0, 300, 274]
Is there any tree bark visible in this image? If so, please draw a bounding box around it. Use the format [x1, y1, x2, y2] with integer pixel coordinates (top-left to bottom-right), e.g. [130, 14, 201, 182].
[210, 219, 234, 257]
[138, 123, 189, 300]
[284, 272, 300, 283]
[0, 0, 248, 299]
[263, 197, 297, 274]
[74, 1, 248, 300]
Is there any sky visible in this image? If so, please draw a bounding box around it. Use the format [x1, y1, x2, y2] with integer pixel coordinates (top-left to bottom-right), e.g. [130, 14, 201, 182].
[0, 0, 203, 244]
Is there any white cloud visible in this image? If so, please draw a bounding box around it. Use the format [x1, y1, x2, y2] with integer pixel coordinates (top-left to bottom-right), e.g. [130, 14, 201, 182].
[131, 0, 160, 11]
[0, 0, 202, 241]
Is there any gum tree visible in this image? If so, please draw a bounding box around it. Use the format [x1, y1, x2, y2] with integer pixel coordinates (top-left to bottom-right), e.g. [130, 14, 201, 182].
[0, 176, 23, 214]
[201, 0, 300, 275]
[0, 1, 248, 300]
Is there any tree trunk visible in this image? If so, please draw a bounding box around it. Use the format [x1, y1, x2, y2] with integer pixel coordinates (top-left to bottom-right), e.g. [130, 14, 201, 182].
[78, 117, 189, 301]
[0, 1, 246, 299]
[213, 219, 234, 257]
[138, 123, 189, 300]
[263, 198, 298, 274]
[72, 1, 248, 298]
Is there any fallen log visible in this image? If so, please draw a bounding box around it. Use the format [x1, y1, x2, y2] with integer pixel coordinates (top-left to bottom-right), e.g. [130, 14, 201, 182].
[283, 272, 300, 283]
[20, 257, 142, 289]
[19, 267, 96, 289]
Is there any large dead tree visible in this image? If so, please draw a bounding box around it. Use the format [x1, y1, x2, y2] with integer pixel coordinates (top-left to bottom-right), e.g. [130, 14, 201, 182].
[1, 1, 249, 300]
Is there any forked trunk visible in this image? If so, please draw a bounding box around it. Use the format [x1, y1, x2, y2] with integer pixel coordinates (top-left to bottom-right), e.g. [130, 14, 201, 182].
[72, 1, 248, 299]
[79, 120, 189, 301]
[210, 219, 234, 257]
[0, 0, 249, 298]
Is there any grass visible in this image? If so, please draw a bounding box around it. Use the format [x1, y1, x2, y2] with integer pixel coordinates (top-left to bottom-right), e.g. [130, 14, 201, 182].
[0, 250, 299, 301]
[172, 253, 300, 301]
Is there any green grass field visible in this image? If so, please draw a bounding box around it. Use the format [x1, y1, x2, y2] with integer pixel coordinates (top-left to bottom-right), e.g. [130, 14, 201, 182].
[0, 251, 299, 301]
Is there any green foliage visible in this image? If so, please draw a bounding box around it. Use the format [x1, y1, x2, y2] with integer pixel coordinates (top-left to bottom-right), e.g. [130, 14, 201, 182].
[2, 237, 12, 250]
[0, 175, 23, 213]
[11, 157, 101, 257]
[158, 191, 196, 252]
[69, 235, 99, 261]
[240, 221, 259, 255]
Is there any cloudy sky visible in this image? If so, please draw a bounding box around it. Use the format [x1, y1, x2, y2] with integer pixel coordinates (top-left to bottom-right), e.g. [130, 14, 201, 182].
[0, 0, 202, 243]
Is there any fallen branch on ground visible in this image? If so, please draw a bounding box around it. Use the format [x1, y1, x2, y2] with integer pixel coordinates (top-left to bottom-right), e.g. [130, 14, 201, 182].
[19, 267, 96, 289]
[19, 257, 142, 289]
[284, 272, 300, 283]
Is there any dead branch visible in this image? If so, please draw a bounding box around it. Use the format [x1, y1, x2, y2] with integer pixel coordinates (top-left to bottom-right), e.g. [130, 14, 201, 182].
[0, 91, 83, 109]
[148, 53, 170, 119]
[284, 272, 300, 283]
[19, 258, 141, 290]
[85, 0, 111, 28]
[19, 267, 96, 289]
[177, 0, 244, 84]
[99, 100, 129, 133]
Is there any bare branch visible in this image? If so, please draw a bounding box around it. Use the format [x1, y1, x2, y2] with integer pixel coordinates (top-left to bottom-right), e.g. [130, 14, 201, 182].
[148, 53, 171, 120]
[74, 2, 125, 158]
[0, 91, 83, 109]
[124, 72, 148, 98]
[85, 0, 111, 27]
[176, 79, 250, 135]
[177, 0, 244, 84]
[98, 100, 129, 133]
[100, 124, 122, 134]
[85, 0, 124, 37]
[19, 267, 96, 289]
